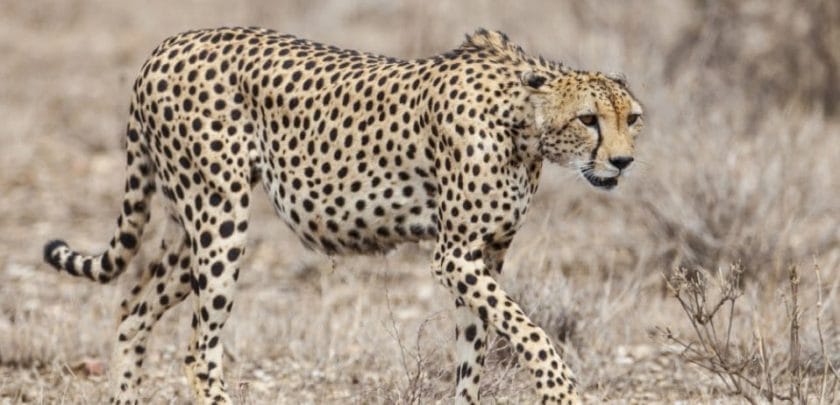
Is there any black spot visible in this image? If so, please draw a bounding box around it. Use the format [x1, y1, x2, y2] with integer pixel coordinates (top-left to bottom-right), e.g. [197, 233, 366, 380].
[212, 295, 227, 309]
[200, 232, 212, 248]
[457, 281, 468, 294]
[119, 233, 137, 249]
[211, 261, 224, 277]
[464, 324, 477, 342]
[227, 248, 241, 261]
[219, 221, 235, 238]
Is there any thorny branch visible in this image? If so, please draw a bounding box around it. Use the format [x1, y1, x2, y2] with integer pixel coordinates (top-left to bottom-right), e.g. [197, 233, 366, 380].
[660, 263, 838, 403]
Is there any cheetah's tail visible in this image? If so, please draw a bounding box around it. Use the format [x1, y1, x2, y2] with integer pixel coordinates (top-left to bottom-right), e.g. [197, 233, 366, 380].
[43, 115, 155, 283]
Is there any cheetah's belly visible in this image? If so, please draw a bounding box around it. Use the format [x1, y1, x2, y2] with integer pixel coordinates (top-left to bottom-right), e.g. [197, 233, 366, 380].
[262, 158, 439, 255]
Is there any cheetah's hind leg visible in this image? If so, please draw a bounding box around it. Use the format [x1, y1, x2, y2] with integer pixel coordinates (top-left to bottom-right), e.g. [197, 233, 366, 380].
[110, 218, 194, 404]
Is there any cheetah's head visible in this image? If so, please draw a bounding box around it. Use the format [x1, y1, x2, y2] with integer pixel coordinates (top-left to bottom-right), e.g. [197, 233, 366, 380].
[523, 71, 644, 190]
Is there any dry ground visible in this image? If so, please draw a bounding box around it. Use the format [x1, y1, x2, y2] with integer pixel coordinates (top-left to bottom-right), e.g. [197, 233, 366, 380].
[1, 1, 838, 404]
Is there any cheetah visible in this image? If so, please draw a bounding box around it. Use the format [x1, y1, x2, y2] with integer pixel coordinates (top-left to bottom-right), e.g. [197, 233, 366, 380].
[43, 27, 643, 404]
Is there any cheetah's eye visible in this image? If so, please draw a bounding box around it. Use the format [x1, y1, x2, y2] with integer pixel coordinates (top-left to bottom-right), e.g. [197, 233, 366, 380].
[627, 114, 641, 126]
[578, 114, 598, 127]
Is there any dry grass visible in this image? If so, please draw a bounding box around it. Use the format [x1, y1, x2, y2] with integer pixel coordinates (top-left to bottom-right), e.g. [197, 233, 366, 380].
[0, 0, 838, 403]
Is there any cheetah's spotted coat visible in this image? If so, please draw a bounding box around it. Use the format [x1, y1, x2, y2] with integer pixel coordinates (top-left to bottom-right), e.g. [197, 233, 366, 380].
[44, 27, 643, 404]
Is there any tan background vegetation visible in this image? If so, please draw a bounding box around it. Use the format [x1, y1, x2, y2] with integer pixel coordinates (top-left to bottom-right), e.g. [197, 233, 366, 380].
[1, 0, 838, 403]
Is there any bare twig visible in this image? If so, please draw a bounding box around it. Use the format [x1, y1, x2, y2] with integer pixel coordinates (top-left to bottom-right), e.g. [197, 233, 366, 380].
[787, 265, 803, 403]
[814, 263, 840, 404]
[383, 282, 415, 397]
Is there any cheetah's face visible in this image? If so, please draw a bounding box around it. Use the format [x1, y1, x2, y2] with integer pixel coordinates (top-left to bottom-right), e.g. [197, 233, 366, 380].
[523, 72, 644, 190]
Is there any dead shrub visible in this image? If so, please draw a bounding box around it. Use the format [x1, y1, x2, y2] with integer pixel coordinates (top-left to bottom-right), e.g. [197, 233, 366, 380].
[660, 263, 839, 403]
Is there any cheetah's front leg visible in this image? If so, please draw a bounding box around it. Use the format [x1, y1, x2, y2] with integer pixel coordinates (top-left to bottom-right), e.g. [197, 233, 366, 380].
[452, 250, 510, 405]
[434, 249, 580, 405]
[453, 298, 489, 405]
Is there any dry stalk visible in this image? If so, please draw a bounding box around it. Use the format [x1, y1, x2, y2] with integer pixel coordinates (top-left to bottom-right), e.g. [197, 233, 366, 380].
[814, 263, 840, 404]
[382, 282, 418, 402]
[786, 265, 803, 403]
[382, 273, 448, 403]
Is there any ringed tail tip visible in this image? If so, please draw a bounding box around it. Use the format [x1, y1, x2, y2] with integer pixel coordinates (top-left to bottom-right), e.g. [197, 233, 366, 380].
[44, 239, 68, 270]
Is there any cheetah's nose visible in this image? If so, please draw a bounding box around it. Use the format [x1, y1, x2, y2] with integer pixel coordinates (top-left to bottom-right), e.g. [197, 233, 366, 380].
[609, 156, 634, 171]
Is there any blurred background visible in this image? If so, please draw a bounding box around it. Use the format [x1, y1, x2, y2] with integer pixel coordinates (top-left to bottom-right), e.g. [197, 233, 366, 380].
[0, 0, 838, 403]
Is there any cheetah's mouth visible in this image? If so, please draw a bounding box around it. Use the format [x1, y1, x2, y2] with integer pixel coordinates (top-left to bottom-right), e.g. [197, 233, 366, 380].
[583, 172, 618, 189]
[579, 162, 619, 190]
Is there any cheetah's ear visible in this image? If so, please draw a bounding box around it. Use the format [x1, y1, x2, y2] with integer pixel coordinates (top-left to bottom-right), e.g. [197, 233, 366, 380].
[521, 71, 548, 92]
[606, 72, 628, 87]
